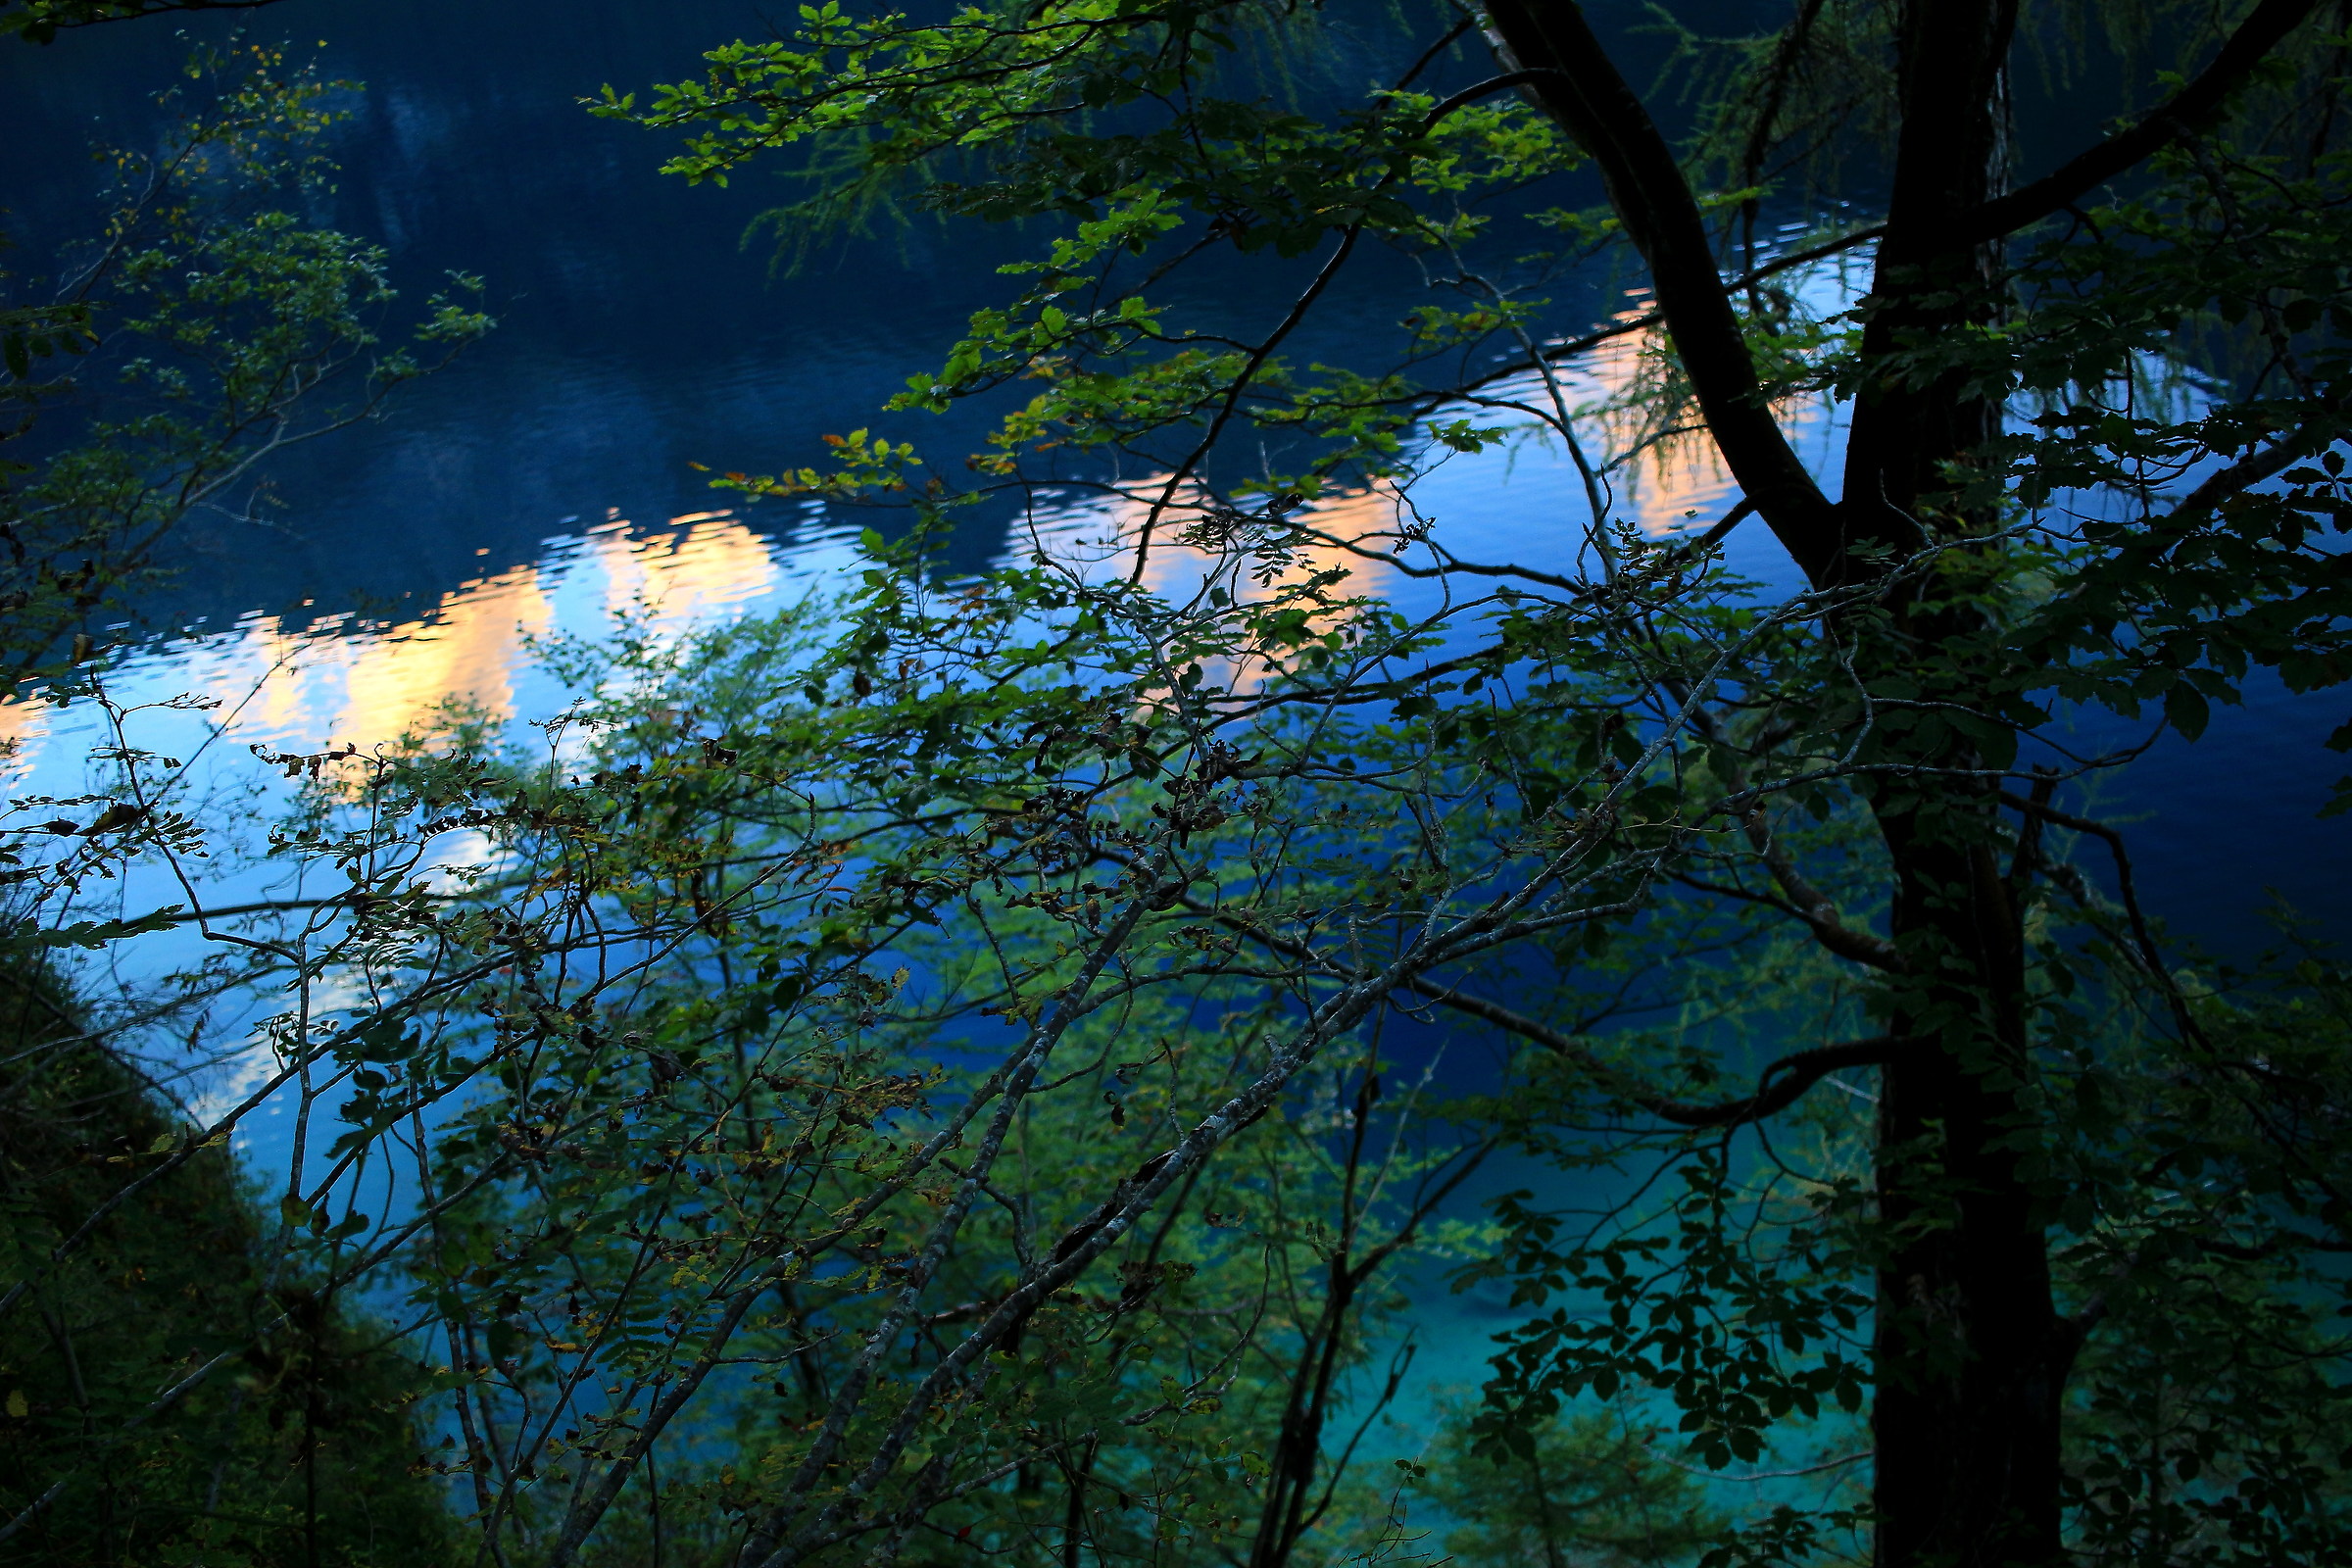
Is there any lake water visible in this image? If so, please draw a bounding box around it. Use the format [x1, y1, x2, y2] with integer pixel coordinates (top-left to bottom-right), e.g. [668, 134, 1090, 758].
[3, 0, 2346, 1471]
[7, 0, 2338, 944]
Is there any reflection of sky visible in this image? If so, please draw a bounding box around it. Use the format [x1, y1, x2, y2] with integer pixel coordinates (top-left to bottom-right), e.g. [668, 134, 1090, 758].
[5, 510, 829, 780]
[0, 278, 1847, 778]
[11, 416, 1806, 796]
[0, 508, 863, 1203]
[1017, 298, 1847, 677]
[2, 417, 1823, 1226]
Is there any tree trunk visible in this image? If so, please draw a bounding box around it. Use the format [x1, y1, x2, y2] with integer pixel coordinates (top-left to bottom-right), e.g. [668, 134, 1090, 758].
[1843, 5, 2066, 1564]
[1486, 2, 2068, 1561]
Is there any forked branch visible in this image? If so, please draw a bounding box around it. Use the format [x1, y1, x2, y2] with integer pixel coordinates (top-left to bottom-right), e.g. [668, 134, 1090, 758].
[1959, 0, 2328, 243]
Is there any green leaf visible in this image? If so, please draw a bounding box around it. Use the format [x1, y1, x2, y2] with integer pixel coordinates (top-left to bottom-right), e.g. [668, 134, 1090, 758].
[2164, 682, 2210, 741]
[12, 907, 186, 951]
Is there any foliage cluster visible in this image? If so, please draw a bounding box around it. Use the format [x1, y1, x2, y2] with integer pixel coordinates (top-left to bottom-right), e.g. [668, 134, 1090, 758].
[5, 4, 2352, 1568]
[0, 959, 452, 1566]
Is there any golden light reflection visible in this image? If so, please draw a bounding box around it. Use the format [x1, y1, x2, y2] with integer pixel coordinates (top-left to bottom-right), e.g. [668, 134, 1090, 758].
[1132, 483, 1411, 611]
[334, 561, 556, 746]
[1004, 307, 1842, 700]
[0, 698, 48, 783]
[13, 322, 1832, 783]
[1537, 299, 1837, 540]
[1032, 302, 1833, 620]
[1018, 478, 1425, 697]
[183, 512, 787, 754]
[596, 513, 783, 625]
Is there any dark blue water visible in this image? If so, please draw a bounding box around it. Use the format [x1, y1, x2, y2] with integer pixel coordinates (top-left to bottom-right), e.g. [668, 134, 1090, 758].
[8, 0, 2335, 954]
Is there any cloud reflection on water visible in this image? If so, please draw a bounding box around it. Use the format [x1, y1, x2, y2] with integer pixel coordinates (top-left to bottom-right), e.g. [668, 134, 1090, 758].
[202, 513, 787, 755]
